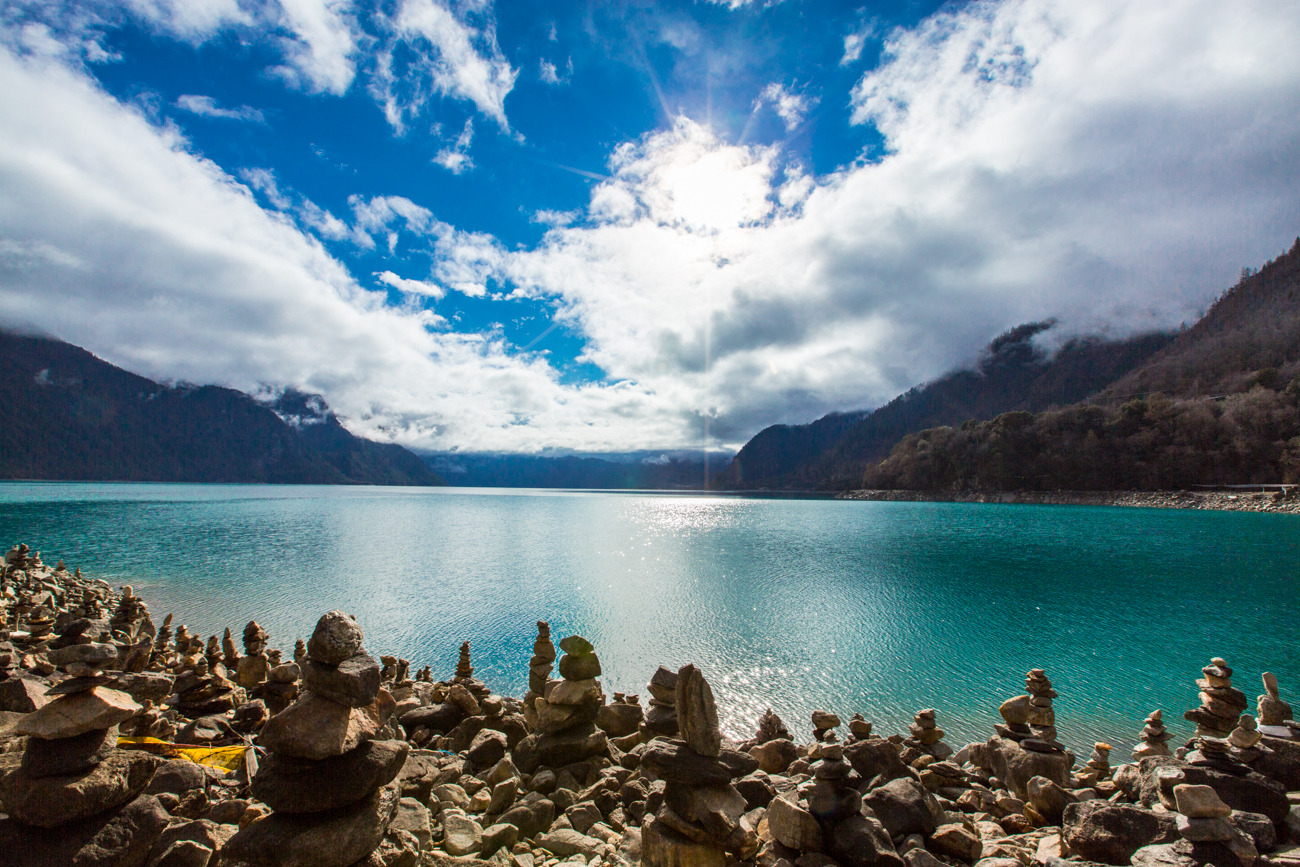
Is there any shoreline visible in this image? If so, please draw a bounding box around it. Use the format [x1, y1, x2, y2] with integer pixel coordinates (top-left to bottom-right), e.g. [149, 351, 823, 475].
[837, 488, 1300, 513]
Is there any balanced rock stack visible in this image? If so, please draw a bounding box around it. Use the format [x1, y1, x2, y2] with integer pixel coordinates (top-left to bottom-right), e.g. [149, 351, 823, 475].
[644, 665, 680, 736]
[597, 691, 644, 738]
[741, 709, 798, 775]
[811, 709, 841, 743]
[1023, 669, 1066, 753]
[1165, 783, 1258, 867]
[907, 708, 953, 759]
[108, 584, 149, 640]
[1184, 656, 1247, 738]
[173, 637, 240, 718]
[847, 712, 873, 741]
[0, 644, 169, 864]
[1076, 742, 1112, 786]
[454, 641, 489, 700]
[514, 634, 608, 772]
[261, 659, 302, 715]
[224, 610, 407, 867]
[1257, 672, 1295, 737]
[1133, 709, 1173, 759]
[1227, 715, 1265, 763]
[641, 664, 757, 867]
[522, 620, 556, 730]
[237, 621, 272, 691]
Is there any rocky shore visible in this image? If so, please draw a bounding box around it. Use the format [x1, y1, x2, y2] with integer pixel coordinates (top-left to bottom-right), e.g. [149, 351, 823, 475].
[1, 542, 1299, 867]
[837, 489, 1300, 514]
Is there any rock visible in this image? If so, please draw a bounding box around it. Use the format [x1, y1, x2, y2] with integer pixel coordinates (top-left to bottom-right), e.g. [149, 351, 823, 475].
[830, 814, 903, 867]
[251, 738, 408, 812]
[302, 654, 382, 707]
[0, 793, 170, 867]
[1255, 735, 1300, 789]
[15, 686, 141, 739]
[862, 778, 943, 837]
[147, 818, 237, 867]
[676, 665, 722, 759]
[1026, 775, 1075, 825]
[546, 678, 600, 706]
[557, 636, 594, 656]
[641, 816, 727, 867]
[980, 736, 1070, 799]
[144, 757, 208, 796]
[749, 738, 799, 775]
[1230, 811, 1275, 852]
[0, 750, 161, 827]
[767, 794, 824, 851]
[221, 781, 400, 867]
[257, 692, 390, 761]
[1173, 783, 1232, 818]
[902, 850, 945, 867]
[642, 740, 735, 786]
[1134, 756, 1290, 824]
[20, 725, 116, 777]
[1061, 800, 1178, 865]
[0, 677, 49, 713]
[513, 725, 608, 772]
[1175, 815, 1234, 841]
[307, 610, 364, 666]
[930, 823, 983, 863]
[537, 828, 604, 858]
[47, 642, 118, 668]
[400, 702, 464, 734]
[105, 672, 175, 705]
[443, 809, 484, 856]
[558, 653, 601, 681]
[479, 822, 518, 857]
[467, 729, 508, 768]
[844, 737, 914, 788]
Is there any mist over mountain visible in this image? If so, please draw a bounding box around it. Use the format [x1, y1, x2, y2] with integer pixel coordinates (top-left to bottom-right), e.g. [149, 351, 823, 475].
[0, 331, 441, 486]
[426, 451, 725, 490]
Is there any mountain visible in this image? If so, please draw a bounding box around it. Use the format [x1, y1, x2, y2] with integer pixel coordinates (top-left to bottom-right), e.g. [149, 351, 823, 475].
[426, 451, 723, 489]
[719, 322, 1173, 489]
[0, 331, 442, 486]
[861, 238, 1300, 491]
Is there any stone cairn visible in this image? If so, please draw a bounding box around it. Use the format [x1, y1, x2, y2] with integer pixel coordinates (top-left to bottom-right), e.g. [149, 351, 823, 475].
[1132, 709, 1173, 758]
[1075, 741, 1112, 786]
[236, 621, 271, 692]
[597, 691, 644, 738]
[453, 640, 488, 700]
[907, 708, 953, 759]
[811, 709, 841, 742]
[174, 631, 240, 718]
[1170, 782, 1259, 866]
[644, 665, 680, 736]
[1228, 714, 1266, 764]
[261, 657, 301, 715]
[0, 636, 167, 860]
[224, 610, 407, 867]
[1023, 668, 1066, 753]
[522, 620, 555, 730]
[847, 712, 873, 741]
[1258, 671, 1295, 737]
[1184, 656, 1247, 738]
[740, 708, 798, 775]
[642, 664, 757, 867]
[514, 634, 608, 772]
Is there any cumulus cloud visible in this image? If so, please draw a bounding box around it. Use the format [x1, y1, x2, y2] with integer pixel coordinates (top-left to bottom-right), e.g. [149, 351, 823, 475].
[177, 94, 265, 122]
[755, 82, 816, 133]
[271, 0, 358, 95]
[372, 0, 517, 133]
[840, 19, 876, 66]
[433, 118, 475, 174]
[376, 269, 445, 298]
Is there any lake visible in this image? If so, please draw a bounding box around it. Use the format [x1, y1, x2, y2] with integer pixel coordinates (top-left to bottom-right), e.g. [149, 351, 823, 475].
[1, 481, 1296, 755]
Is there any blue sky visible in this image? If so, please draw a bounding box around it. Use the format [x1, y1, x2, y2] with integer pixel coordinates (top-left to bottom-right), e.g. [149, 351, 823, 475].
[1, 0, 1299, 453]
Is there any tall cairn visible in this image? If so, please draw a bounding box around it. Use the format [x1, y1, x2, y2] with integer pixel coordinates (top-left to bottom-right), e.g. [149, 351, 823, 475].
[513, 634, 609, 773]
[642, 664, 757, 867]
[906, 708, 953, 759]
[1184, 656, 1247, 738]
[224, 610, 408, 867]
[1132, 709, 1173, 759]
[644, 665, 680, 736]
[0, 639, 169, 864]
[237, 621, 272, 691]
[522, 621, 556, 730]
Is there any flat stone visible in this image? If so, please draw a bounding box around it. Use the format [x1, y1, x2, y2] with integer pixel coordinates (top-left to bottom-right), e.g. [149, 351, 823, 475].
[392, 797, 432, 848]
[1174, 783, 1232, 818]
[252, 738, 408, 812]
[546, 678, 600, 706]
[443, 809, 484, 856]
[258, 692, 389, 760]
[47, 642, 118, 668]
[479, 822, 518, 857]
[558, 653, 601, 680]
[0, 749, 160, 827]
[676, 665, 721, 758]
[642, 816, 727, 867]
[221, 780, 400, 867]
[0, 677, 50, 712]
[20, 725, 117, 778]
[0, 793, 170, 867]
[307, 610, 364, 666]
[930, 823, 983, 862]
[642, 740, 734, 785]
[16, 686, 140, 739]
[302, 653, 382, 707]
[1176, 815, 1235, 841]
[557, 636, 594, 656]
[47, 675, 113, 696]
[767, 794, 824, 851]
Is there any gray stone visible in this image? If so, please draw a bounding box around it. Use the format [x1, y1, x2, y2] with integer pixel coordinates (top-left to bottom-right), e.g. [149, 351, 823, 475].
[537, 828, 604, 858]
[442, 809, 484, 856]
[392, 797, 431, 848]
[20, 725, 116, 778]
[767, 794, 823, 852]
[0, 750, 161, 827]
[1061, 800, 1179, 865]
[302, 653, 382, 707]
[307, 610, 364, 666]
[251, 738, 408, 812]
[257, 692, 389, 760]
[829, 814, 902, 867]
[221, 780, 400, 867]
[642, 740, 734, 785]
[48, 642, 118, 668]
[0, 793, 170, 867]
[15, 686, 140, 739]
[676, 665, 721, 759]
[480, 822, 519, 857]
[862, 778, 943, 838]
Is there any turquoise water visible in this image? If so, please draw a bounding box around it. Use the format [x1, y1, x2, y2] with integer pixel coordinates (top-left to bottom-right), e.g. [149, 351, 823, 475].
[1, 482, 1297, 756]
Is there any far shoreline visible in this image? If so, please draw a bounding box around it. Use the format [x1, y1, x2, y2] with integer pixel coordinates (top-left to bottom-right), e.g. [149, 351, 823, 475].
[837, 487, 1300, 513]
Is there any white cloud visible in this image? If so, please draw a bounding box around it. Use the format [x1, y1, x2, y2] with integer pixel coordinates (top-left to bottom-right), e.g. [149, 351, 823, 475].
[122, 0, 251, 41]
[539, 57, 571, 85]
[376, 270, 445, 298]
[433, 117, 475, 174]
[176, 94, 266, 123]
[755, 82, 816, 133]
[373, 0, 518, 133]
[238, 167, 292, 209]
[271, 0, 358, 95]
[840, 20, 876, 66]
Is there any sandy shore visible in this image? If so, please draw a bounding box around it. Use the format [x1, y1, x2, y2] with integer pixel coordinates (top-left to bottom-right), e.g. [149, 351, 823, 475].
[837, 488, 1300, 513]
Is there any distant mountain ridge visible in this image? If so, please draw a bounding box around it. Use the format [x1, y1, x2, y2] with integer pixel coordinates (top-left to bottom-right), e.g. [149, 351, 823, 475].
[720, 323, 1174, 489]
[427, 451, 722, 489]
[0, 331, 442, 486]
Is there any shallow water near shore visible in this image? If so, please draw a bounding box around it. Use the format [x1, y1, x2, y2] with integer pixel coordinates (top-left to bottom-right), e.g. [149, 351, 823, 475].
[2, 481, 1297, 755]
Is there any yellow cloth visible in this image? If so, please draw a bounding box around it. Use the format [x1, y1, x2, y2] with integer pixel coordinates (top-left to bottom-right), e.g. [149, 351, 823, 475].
[117, 736, 248, 771]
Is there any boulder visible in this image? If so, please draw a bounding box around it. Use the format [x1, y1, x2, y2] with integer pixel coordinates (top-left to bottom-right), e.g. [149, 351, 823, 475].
[979, 736, 1070, 799]
[829, 813, 903, 867]
[257, 692, 391, 761]
[1061, 800, 1178, 865]
[0, 793, 170, 867]
[844, 738, 914, 788]
[251, 738, 408, 812]
[862, 778, 943, 837]
[221, 781, 400, 867]
[766, 794, 823, 851]
[302, 654, 381, 708]
[307, 611, 364, 666]
[0, 750, 160, 827]
[15, 687, 140, 739]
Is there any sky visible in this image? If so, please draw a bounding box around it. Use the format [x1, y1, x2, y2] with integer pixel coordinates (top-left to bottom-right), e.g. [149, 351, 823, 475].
[1, 0, 1298, 455]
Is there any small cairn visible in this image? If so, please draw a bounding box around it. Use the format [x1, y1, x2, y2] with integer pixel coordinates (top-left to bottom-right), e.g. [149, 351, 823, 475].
[261, 659, 301, 715]
[293, 638, 307, 664]
[1257, 672, 1294, 737]
[522, 620, 555, 729]
[108, 585, 148, 640]
[847, 712, 873, 742]
[222, 627, 240, 670]
[1228, 714, 1266, 764]
[453, 641, 488, 699]
[514, 634, 608, 771]
[597, 691, 645, 738]
[174, 637, 240, 718]
[1075, 742, 1112, 786]
[644, 665, 680, 736]
[811, 709, 841, 743]
[1132, 709, 1173, 759]
[236, 621, 271, 691]
[741, 708, 798, 775]
[1184, 656, 1247, 738]
[642, 664, 757, 867]
[0, 638, 167, 860]
[906, 708, 953, 759]
[225, 610, 407, 867]
[1169, 783, 1259, 867]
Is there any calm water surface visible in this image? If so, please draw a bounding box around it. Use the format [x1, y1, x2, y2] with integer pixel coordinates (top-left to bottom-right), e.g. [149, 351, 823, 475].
[1, 482, 1296, 755]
